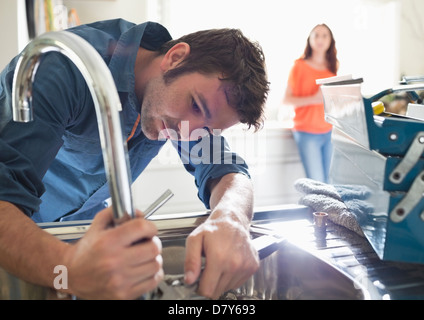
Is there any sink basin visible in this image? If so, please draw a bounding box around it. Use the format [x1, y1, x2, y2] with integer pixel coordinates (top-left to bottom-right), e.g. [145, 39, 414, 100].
[156, 238, 367, 300]
[0, 205, 370, 300]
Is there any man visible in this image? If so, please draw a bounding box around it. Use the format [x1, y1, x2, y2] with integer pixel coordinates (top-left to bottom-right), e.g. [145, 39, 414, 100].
[0, 19, 269, 299]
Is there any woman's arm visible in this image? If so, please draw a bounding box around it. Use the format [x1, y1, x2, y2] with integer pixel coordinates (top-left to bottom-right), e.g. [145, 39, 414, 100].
[282, 84, 324, 108]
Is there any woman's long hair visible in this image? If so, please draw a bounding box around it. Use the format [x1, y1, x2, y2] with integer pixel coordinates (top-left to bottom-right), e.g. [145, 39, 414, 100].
[301, 24, 338, 74]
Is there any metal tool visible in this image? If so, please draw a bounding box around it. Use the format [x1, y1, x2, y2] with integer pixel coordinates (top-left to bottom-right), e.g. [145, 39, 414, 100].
[148, 273, 202, 300]
[143, 189, 174, 219]
[42, 189, 173, 238]
[389, 132, 424, 184]
[390, 170, 424, 223]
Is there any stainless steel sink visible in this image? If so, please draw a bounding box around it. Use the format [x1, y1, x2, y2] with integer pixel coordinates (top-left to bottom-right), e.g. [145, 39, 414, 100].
[0, 204, 402, 300]
[145, 206, 368, 300]
[156, 237, 367, 300]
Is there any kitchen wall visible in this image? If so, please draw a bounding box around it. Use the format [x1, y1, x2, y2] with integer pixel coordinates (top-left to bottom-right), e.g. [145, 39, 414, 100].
[63, 0, 148, 25]
[0, 0, 151, 70]
[399, 0, 424, 77]
[0, 0, 28, 69]
[2, 0, 424, 82]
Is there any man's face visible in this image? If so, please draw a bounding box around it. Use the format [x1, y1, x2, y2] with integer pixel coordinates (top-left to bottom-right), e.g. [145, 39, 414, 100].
[140, 72, 239, 141]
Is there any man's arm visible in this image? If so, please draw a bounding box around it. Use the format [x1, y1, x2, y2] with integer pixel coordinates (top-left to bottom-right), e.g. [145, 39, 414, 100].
[208, 172, 254, 227]
[184, 172, 260, 299]
[0, 201, 164, 299]
[0, 201, 69, 287]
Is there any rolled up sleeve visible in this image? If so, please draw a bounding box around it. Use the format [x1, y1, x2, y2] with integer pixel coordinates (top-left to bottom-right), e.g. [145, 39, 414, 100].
[172, 134, 250, 208]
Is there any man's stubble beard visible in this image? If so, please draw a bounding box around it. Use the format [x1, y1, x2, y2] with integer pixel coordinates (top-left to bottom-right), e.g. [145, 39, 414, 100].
[139, 76, 166, 140]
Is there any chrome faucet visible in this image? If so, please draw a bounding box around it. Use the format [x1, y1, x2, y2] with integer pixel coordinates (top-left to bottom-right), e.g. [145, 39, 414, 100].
[11, 31, 134, 224]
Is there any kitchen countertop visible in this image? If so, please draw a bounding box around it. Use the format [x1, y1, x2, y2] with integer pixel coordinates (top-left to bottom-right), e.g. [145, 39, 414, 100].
[255, 210, 424, 300]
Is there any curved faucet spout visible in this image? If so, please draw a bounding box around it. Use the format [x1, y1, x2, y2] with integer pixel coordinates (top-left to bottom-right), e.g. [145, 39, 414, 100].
[12, 31, 134, 224]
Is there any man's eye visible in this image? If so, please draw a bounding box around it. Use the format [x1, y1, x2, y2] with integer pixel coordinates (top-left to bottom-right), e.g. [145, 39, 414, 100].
[192, 100, 201, 113]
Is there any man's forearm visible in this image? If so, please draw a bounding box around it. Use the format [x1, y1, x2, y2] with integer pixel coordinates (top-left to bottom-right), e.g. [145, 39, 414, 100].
[0, 201, 69, 288]
[207, 173, 254, 227]
[185, 172, 258, 298]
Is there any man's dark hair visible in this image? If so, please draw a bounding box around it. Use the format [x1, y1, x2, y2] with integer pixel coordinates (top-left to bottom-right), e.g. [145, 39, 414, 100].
[158, 28, 269, 131]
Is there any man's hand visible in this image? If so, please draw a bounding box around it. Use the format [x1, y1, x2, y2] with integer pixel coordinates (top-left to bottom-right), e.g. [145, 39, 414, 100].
[183, 173, 259, 299]
[63, 207, 164, 300]
[184, 214, 259, 299]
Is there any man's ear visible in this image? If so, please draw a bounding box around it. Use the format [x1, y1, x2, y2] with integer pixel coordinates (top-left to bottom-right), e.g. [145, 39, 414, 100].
[160, 42, 190, 72]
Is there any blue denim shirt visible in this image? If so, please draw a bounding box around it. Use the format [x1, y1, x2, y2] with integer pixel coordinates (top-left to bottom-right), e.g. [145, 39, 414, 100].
[0, 19, 249, 222]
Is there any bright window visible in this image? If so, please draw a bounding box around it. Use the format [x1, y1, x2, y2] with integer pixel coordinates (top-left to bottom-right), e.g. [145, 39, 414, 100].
[149, 0, 400, 126]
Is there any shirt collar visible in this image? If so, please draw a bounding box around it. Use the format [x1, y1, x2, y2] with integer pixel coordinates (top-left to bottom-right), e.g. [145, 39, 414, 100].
[109, 21, 172, 93]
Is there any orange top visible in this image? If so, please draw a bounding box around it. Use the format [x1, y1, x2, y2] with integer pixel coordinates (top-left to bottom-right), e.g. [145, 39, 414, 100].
[288, 59, 336, 133]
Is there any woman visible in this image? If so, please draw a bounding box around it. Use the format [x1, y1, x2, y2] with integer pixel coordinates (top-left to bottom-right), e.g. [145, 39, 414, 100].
[283, 23, 338, 183]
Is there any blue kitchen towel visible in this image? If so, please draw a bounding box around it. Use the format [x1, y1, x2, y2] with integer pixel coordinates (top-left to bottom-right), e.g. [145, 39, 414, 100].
[294, 178, 371, 237]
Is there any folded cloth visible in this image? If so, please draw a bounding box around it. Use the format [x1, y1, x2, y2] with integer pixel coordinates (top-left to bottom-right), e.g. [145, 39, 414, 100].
[293, 178, 342, 200]
[294, 178, 371, 237]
